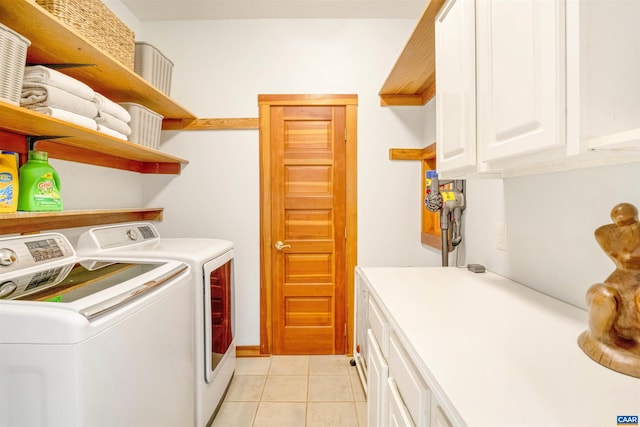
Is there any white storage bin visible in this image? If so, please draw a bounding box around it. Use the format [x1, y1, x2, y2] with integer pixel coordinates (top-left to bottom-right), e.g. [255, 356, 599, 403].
[118, 102, 163, 150]
[134, 42, 173, 95]
[0, 23, 30, 106]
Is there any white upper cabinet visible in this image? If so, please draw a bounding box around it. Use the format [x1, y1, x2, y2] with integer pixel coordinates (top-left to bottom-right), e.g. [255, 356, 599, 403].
[435, 0, 476, 176]
[476, 0, 565, 164]
[435, 0, 640, 178]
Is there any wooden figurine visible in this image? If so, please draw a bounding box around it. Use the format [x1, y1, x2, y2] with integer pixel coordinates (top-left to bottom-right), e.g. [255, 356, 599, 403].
[578, 202, 640, 377]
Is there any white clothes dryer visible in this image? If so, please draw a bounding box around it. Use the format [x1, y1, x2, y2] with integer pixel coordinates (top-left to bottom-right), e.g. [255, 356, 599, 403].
[77, 222, 235, 427]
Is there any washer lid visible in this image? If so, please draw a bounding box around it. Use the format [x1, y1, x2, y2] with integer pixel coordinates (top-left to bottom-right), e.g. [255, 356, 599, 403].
[0, 260, 165, 303]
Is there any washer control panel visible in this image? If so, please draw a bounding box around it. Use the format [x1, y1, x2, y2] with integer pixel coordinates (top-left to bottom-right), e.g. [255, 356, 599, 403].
[77, 222, 160, 251]
[0, 234, 75, 275]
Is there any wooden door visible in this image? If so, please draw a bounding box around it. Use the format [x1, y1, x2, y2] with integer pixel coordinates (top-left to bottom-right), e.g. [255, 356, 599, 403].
[271, 104, 345, 354]
[259, 94, 357, 356]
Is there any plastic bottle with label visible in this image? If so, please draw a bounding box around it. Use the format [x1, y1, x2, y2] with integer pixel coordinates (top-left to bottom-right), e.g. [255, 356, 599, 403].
[17, 150, 63, 212]
[0, 151, 19, 213]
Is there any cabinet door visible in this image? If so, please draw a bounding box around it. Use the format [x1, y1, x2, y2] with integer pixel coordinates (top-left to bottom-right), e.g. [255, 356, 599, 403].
[388, 378, 416, 427]
[388, 333, 430, 426]
[431, 402, 453, 427]
[476, 0, 565, 163]
[435, 0, 476, 177]
[368, 329, 389, 427]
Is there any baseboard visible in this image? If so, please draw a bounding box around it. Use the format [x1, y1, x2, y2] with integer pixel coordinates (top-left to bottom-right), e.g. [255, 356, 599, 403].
[236, 345, 266, 357]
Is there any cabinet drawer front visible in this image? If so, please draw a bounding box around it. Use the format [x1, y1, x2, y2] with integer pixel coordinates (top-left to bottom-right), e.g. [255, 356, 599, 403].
[389, 332, 430, 426]
[388, 377, 416, 427]
[368, 297, 389, 356]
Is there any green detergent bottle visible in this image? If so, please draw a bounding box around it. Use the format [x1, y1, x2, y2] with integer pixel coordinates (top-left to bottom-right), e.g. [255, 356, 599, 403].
[18, 150, 63, 211]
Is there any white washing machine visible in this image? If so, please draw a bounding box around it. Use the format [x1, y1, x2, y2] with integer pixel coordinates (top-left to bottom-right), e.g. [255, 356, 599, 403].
[0, 232, 195, 427]
[77, 222, 235, 427]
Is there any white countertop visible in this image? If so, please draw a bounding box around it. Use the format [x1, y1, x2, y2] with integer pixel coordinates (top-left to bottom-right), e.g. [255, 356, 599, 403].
[358, 267, 640, 427]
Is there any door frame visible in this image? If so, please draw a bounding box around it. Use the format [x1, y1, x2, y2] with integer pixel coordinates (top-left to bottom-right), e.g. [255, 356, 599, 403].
[258, 94, 358, 355]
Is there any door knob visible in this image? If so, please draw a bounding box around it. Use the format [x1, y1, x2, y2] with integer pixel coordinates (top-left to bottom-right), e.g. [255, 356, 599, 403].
[275, 241, 291, 251]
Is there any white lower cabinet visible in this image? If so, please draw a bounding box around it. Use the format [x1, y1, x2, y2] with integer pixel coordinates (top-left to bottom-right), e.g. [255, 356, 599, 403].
[368, 329, 389, 427]
[361, 285, 454, 427]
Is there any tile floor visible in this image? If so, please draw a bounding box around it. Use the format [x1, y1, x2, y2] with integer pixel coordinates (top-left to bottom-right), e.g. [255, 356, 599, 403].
[212, 355, 367, 427]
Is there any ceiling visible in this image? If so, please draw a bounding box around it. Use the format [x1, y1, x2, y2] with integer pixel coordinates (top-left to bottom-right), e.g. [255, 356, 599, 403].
[119, 0, 427, 20]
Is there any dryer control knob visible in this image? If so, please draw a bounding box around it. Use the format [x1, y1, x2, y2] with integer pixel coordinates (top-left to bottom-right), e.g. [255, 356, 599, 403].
[126, 229, 138, 241]
[0, 248, 17, 266]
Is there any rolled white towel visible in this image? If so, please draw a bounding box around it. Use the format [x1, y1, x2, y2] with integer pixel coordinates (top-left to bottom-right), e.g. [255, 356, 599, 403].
[97, 124, 128, 141]
[31, 107, 98, 131]
[23, 65, 95, 101]
[22, 83, 98, 118]
[93, 92, 131, 123]
[95, 111, 132, 136]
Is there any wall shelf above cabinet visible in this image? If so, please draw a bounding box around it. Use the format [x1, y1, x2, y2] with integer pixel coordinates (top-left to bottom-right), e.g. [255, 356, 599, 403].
[0, 0, 196, 121]
[379, 0, 446, 106]
[0, 208, 164, 235]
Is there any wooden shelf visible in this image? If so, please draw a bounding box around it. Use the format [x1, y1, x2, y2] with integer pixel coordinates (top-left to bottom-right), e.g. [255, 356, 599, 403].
[379, 0, 446, 106]
[0, 0, 196, 121]
[0, 208, 163, 235]
[0, 106, 187, 174]
[389, 143, 441, 249]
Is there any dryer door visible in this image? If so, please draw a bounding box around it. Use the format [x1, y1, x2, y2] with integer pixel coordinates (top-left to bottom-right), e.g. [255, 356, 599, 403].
[203, 250, 234, 382]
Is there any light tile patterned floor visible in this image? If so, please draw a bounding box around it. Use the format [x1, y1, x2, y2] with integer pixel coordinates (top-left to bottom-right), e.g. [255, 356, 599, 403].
[212, 355, 367, 427]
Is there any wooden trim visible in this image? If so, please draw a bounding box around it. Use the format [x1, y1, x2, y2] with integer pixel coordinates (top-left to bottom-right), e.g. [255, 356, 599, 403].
[236, 346, 265, 357]
[258, 95, 358, 356]
[0, 208, 163, 235]
[162, 118, 259, 131]
[258, 94, 358, 106]
[259, 103, 273, 356]
[389, 143, 436, 161]
[345, 103, 358, 356]
[378, 0, 447, 106]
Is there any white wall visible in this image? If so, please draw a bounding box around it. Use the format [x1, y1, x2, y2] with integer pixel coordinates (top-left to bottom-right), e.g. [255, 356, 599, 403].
[463, 162, 640, 310]
[138, 19, 439, 346]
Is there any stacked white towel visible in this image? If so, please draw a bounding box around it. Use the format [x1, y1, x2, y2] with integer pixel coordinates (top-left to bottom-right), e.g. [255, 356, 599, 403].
[21, 66, 98, 131]
[92, 93, 132, 140]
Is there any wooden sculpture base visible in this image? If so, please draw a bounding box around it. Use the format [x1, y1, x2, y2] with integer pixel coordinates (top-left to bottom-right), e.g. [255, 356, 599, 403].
[578, 330, 640, 378]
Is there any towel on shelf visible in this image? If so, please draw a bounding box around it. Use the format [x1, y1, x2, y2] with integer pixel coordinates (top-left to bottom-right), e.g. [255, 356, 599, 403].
[23, 65, 95, 101]
[31, 107, 98, 131]
[21, 83, 98, 119]
[93, 93, 131, 123]
[97, 124, 128, 141]
[95, 111, 132, 136]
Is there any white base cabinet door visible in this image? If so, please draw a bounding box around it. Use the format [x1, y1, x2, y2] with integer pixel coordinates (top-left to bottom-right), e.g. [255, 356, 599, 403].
[368, 329, 389, 427]
[388, 378, 416, 427]
[476, 0, 566, 164]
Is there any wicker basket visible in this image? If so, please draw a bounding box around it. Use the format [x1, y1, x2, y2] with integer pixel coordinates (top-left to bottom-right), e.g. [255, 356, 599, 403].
[35, 0, 135, 70]
[0, 23, 30, 106]
[119, 102, 163, 150]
